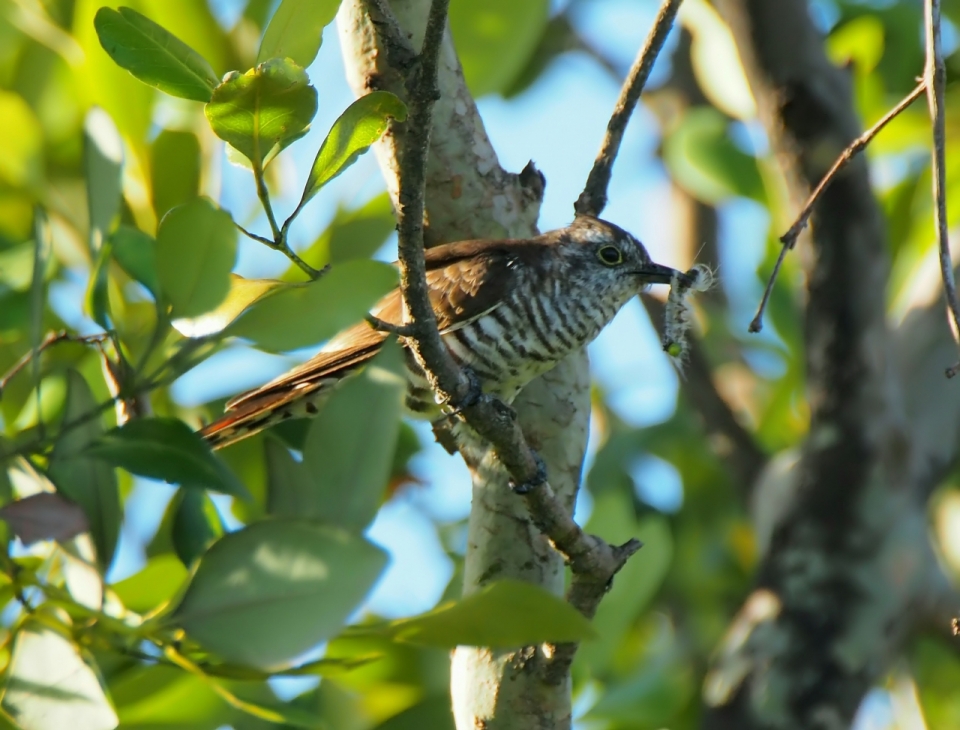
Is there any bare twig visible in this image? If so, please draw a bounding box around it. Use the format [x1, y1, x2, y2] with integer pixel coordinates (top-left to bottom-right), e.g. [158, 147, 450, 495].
[0, 331, 109, 396]
[574, 0, 683, 217]
[392, 0, 643, 682]
[364, 314, 414, 337]
[749, 81, 926, 333]
[924, 0, 960, 377]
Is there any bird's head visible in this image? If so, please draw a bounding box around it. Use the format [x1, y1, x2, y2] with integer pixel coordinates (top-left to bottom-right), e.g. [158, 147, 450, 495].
[555, 216, 683, 291]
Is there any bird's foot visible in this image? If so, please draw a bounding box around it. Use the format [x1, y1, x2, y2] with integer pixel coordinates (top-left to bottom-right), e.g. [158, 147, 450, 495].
[445, 366, 484, 416]
[509, 450, 548, 495]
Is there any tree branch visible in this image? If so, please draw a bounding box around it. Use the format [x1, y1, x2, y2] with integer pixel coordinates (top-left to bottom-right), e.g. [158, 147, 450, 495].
[924, 0, 960, 376]
[749, 81, 926, 333]
[575, 0, 683, 217]
[392, 0, 643, 683]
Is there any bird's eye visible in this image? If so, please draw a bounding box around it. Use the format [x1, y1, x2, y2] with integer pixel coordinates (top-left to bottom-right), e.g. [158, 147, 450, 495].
[597, 245, 623, 266]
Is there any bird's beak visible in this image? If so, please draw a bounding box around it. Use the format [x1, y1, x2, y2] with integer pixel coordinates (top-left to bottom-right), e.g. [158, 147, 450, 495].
[634, 262, 686, 285]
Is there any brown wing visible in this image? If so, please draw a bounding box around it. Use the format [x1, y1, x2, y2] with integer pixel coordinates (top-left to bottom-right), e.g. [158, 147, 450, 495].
[201, 239, 533, 445]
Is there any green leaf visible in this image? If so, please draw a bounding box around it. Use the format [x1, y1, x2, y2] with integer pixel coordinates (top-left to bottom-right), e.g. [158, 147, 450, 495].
[229, 258, 397, 352]
[204, 59, 318, 170]
[295, 192, 397, 273]
[171, 488, 225, 566]
[662, 107, 765, 205]
[83, 107, 123, 247]
[94, 6, 220, 102]
[156, 198, 237, 318]
[172, 274, 286, 338]
[86, 417, 251, 500]
[294, 92, 406, 216]
[300, 339, 405, 529]
[371, 696, 455, 730]
[111, 554, 188, 614]
[353, 579, 596, 647]
[2, 625, 118, 730]
[449, 0, 549, 97]
[28, 210, 51, 387]
[264, 438, 317, 519]
[151, 129, 201, 221]
[109, 664, 233, 729]
[0, 90, 43, 189]
[173, 520, 387, 669]
[109, 225, 159, 297]
[47, 370, 120, 573]
[85, 239, 112, 329]
[257, 0, 341, 69]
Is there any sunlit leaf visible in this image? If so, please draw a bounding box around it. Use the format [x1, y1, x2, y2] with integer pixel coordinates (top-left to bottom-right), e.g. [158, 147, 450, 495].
[86, 417, 251, 500]
[172, 275, 286, 338]
[109, 225, 159, 297]
[370, 696, 455, 730]
[449, 0, 549, 97]
[110, 664, 233, 729]
[110, 553, 188, 614]
[228, 259, 397, 351]
[173, 520, 387, 669]
[94, 6, 220, 102]
[352, 579, 596, 647]
[294, 92, 407, 215]
[151, 129, 201, 221]
[156, 198, 237, 318]
[682, 0, 756, 120]
[2, 625, 118, 730]
[204, 59, 318, 169]
[83, 107, 124, 246]
[257, 0, 341, 69]
[301, 338, 405, 530]
[0, 91, 43, 189]
[47, 370, 120, 572]
[295, 192, 397, 273]
[662, 107, 765, 204]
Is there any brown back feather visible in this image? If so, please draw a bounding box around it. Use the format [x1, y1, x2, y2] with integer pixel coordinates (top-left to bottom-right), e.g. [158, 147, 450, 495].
[201, 238, 544, 442]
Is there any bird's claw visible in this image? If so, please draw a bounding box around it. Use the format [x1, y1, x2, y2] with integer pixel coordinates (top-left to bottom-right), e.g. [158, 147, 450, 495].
[509, 450, 548, 495]
[446, 366, 483, 416]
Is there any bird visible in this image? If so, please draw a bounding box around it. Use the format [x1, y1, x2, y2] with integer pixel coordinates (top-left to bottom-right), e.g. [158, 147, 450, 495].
[201, 215, 681, 450]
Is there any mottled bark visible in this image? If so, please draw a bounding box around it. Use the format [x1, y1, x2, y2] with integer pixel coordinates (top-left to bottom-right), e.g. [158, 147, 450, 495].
[338, 2, 588, 727]
[703, 1, 950, 728]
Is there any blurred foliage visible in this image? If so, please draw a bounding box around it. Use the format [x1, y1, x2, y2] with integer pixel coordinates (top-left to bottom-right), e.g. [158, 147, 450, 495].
[0, 0, 957, 729]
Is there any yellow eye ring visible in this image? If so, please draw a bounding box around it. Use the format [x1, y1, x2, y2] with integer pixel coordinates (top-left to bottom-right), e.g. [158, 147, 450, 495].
[597, 245, 623, 266]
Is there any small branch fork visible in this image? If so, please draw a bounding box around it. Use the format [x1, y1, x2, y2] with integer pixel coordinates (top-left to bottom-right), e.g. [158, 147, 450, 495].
[575, 0, 683, 218]
[0, 331, 109, 396]
[390, 0, 681, 682]
[752, 0, 958, 350]
[749, 81, 926, 332]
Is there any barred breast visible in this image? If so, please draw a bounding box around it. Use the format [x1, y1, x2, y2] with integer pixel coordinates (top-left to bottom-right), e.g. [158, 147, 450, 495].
[404, 282, 624, 415]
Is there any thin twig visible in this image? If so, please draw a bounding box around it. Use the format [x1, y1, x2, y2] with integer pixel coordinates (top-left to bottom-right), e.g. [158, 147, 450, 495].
[0, 331, 109, 396]
[749, 81, 926, 333]
[0, 335, 219, 464]
[364, 315, 414, 337]
[574, 0, 683, 218]
[388, 0, 656, 686]
[924, 0, 960, 377]
[235, 221, 323, 281]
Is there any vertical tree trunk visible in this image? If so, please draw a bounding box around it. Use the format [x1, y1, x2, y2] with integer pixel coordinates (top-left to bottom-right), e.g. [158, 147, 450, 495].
[338, 2, 588, 726]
